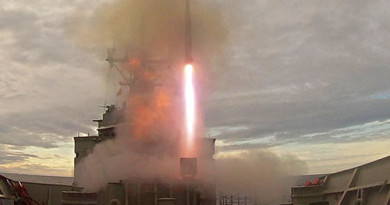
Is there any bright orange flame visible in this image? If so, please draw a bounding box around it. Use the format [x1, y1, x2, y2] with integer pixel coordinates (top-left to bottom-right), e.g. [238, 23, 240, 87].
[185, 64, 195, 153]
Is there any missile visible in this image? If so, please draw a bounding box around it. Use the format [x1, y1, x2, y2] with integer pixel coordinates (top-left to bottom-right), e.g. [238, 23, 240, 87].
[185, 0, 192, 63]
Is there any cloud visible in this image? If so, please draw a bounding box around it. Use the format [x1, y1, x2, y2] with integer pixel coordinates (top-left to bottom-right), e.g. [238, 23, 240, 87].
[0, 163, 68, 177]
[0, 144, 38, 164]
[0, 1, 109, 150]
[206, 0, 390, 156]
[274, 139, 390, 173]
[1, 0, 390, 176]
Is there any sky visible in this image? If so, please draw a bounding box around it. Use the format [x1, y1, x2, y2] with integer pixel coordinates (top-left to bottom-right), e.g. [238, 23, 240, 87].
[1, 0, 390, 176]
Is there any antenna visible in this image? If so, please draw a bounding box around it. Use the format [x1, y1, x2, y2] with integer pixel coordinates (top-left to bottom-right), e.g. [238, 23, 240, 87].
[105, 45, 131, 84]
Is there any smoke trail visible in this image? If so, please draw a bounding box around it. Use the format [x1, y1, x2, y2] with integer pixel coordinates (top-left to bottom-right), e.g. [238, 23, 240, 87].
[66, 0, 227, 67]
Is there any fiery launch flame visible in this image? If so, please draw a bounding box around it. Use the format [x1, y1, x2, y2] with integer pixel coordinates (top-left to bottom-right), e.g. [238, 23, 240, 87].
[184, 64, 195, 155]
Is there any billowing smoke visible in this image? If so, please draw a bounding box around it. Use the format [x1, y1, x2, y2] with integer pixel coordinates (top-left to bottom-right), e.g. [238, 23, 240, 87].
[66, 0, 227, 66]
[74, 139, 180, 192]
[70, 1, 306, 202]
[215, 150, 307, 204]
[70, 0, 228, 191]
[66, 0, 228, 144]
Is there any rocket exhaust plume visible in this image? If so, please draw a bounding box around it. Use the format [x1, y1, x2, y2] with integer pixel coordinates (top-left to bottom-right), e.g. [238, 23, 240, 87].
[184, 0, 195, 157]
[184, 64, 195, 156]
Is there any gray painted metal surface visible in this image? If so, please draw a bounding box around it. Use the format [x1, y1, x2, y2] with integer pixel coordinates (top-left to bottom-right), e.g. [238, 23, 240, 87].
[0, 173, 77, 205]
[290, 155, 390, 205]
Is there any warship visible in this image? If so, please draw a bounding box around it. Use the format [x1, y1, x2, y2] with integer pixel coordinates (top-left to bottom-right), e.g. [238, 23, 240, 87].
[1, 1, 390, 205]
